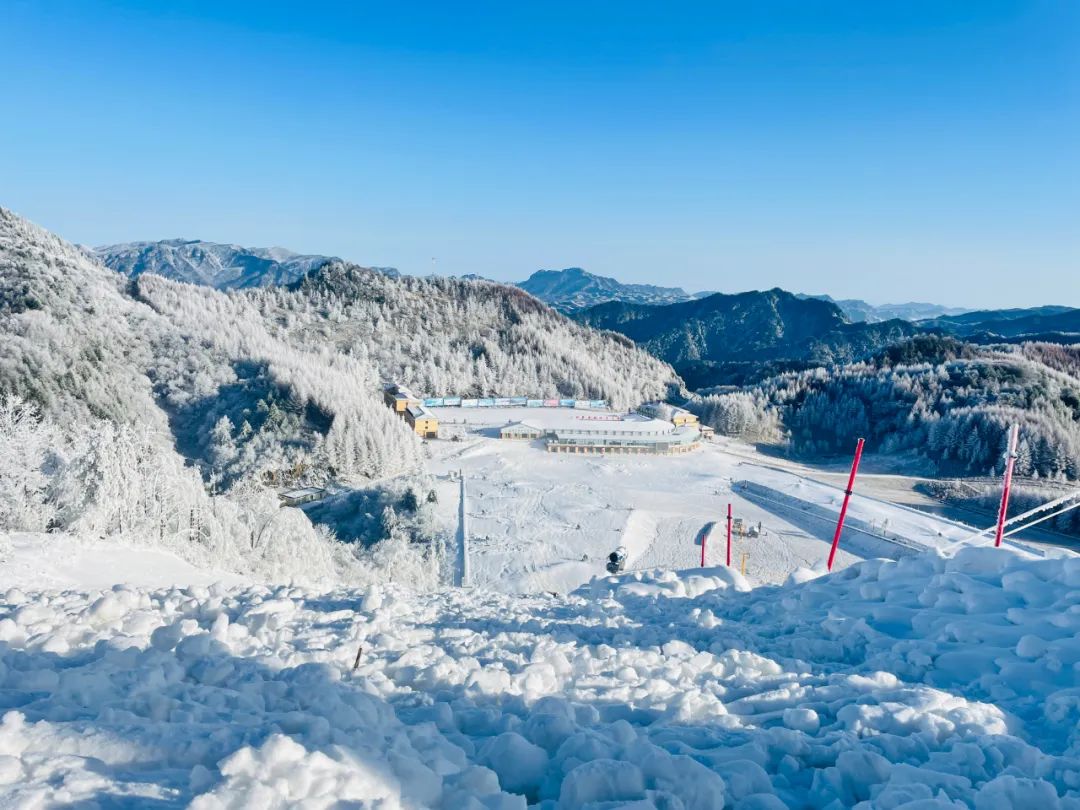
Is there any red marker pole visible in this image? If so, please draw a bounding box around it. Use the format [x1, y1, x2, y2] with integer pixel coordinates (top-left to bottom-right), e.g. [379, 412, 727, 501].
[994, 424, 1020, 548]
[700, 526, 707, 567]
[827, 438, 865, 572]
[726, 503, 733, 568]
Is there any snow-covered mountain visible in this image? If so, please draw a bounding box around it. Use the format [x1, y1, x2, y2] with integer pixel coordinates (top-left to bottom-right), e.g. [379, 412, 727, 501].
[95, 238, 351, 288]
[0, 203, 371, 583]
[516, 267, 697, 311]
[1, 207, 678, 580]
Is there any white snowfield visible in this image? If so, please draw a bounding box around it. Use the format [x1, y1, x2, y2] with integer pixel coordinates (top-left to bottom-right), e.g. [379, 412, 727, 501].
[3, 546, 1080, 808]
[425, 430, 1016, 596]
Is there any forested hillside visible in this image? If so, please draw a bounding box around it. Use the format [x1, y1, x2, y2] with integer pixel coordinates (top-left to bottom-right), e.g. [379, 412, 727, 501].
[274, 261, 678, 406]
[0, 207, 377, 581]
[696, 336, 1080, 480]
[2, 207, 676, 582]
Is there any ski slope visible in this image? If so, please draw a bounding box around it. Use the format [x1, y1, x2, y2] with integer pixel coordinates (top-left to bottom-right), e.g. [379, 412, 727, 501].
[426, 430, 994, 594]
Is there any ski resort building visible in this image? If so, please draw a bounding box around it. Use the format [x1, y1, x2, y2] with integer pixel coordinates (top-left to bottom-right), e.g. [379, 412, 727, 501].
[638, 401, 699, 427]
[499, 421, 545, 440]
[405, 404, 439, 438]
[546, 424, 700, 455]
[278, 487, 325, 507]
[384, 384, 421, 414]
[672, 410, 699, 427]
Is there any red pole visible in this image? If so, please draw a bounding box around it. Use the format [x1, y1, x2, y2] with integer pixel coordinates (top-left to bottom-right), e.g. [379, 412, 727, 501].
[726, 503, 733, 567]
[994, 424, 1020, 548]
[827, 438, 865, 572]
[700, 525, 707, 567]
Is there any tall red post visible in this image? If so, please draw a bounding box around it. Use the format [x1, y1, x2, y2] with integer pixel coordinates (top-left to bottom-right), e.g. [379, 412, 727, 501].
[700, 525, 707, 567]
[994, 424, 1020, 548]
[827, 438, 865, 572]
[726, 503, 733, 567]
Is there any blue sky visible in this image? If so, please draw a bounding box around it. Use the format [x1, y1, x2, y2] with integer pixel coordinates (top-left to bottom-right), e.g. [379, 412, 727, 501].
[1, 1, 1077, 307]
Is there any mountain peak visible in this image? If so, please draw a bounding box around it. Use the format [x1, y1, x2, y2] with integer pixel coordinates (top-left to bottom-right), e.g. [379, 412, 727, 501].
[517, 267, 693, 312]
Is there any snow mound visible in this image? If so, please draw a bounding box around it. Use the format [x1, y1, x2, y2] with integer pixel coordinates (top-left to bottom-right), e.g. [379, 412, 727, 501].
[575, 564, 752, 600]
[3, 547, 1080, 807]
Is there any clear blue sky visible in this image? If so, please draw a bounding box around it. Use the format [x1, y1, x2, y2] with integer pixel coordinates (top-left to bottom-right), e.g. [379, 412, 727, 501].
[1, 1, 1077, 307]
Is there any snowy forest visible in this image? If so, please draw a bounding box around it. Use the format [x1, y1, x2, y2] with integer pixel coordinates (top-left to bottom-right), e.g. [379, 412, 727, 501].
[0, 207, 675, 582]
[694, 336, 1080, 481]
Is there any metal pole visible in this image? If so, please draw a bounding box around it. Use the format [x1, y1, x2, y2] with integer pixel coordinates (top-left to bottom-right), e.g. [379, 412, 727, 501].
[827, 437, 865, 572]
[700, 524, 707, 567]
[726, 503, 733, 567]
[458, 470, 471, 587]
[994, 424, 1020, 548]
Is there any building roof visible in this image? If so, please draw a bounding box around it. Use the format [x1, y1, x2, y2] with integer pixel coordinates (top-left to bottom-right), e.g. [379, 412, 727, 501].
[641, 400, 694, 419]
[550, 422, 700, 445]
[407, 404, 436, 420]
[280, 487, 324, 500]
[501, 421, 544, 433]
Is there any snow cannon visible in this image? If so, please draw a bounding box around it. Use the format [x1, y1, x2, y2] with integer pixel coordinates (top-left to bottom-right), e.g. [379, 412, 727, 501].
[606, 546, 628, 574]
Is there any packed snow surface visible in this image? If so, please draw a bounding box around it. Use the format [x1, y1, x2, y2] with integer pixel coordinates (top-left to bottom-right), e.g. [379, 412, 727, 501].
[4, 546, 1080, 807]
[426, 427, 993, 595]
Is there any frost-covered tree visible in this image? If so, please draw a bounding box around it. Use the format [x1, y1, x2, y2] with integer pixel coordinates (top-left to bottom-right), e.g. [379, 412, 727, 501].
[690, 337, 1080, 479]
[1, 205, 677, 585]
[0, 396, 56, 531]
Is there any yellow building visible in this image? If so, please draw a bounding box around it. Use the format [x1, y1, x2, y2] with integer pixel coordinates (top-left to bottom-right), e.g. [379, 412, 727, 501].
[639, 401, 699, 427]
[671, 410, 699, 427]
[405, 405, 439, 438]
[384, 384, 420, 413]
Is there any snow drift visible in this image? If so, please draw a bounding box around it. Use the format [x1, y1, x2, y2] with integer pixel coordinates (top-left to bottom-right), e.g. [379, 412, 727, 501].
[3, 546, 1080, 807]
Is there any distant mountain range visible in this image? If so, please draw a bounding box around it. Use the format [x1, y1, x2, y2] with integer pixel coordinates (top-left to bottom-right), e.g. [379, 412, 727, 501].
[90, 245, 1078, 390]
[95, 239, 400, 289]
[919, 306, 1080, 338]
[798, 294, 970, 323]
[517, 268, 973, 324]
[573, 288, 921, 389]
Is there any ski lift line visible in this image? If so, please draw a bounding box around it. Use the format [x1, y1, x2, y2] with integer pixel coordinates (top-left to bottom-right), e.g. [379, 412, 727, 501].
[939, 488, 1080, 556]
[736, 480, 929, 554]
[969, 489, 1080, 540]
[1001, 498, 1080, 539]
